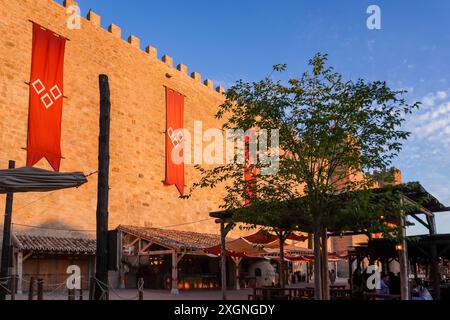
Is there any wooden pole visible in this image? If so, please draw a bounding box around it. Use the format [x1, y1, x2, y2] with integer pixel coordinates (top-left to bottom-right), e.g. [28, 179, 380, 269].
[234, 258, 242, 290]
[398, 199, 410, 300]
[430, 243, 441, 300]
[88, 277, 94, 301]
[220, 221, 227, 300]
[10, 275, 16, 300]
[278, 233, 286, 288]
[28, 277, 35, 300]
[138, 278, 144, 300]
[171, 252, 179, 295]
[0, 160, 15, 300]
[94, 75, 111, 300]
[68, 288, 75, 300]
[37, 278, 43, 300]
[17, 251, 23, 295]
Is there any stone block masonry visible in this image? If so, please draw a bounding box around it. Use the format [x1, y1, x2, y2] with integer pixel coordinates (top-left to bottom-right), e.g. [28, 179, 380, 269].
[0, 0, 232, 237]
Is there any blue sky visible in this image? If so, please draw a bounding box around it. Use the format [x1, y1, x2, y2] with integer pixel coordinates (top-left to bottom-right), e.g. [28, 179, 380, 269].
[64, 0, 450, 234]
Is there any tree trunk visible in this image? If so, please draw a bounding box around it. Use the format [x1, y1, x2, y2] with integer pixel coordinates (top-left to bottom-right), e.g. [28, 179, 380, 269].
[313, 225, 323, 300]
[321, 228, 330, 300]
[279, 235, 286, 289]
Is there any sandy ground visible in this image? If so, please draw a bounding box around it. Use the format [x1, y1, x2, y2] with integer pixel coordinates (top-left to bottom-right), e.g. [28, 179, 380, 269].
[7, 279, 349, 301]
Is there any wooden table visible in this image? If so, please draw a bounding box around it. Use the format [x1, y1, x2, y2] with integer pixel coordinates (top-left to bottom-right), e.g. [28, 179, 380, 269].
[363, 292, 401, 300]
[249, 286, 352, 300]
[249, 287, 298, 300]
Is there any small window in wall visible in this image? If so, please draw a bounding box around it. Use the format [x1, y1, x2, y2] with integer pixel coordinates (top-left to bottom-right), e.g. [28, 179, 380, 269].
[255, 268, 262, 277]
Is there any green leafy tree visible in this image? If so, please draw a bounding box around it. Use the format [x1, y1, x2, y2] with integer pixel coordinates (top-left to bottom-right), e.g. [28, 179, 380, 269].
[185, 53, 418, 299]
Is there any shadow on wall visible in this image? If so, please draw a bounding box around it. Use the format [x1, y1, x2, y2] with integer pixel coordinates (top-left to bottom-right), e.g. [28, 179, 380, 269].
[11, 220, 95, 239]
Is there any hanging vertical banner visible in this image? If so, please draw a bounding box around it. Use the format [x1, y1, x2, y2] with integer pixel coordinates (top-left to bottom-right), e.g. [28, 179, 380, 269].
[244, 131, 257, 206]
[164, 87, 185, 195]
[27, 23, 66, 172]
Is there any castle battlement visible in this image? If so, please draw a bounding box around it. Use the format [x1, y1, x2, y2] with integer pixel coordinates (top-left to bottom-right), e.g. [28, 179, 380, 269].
[62, 0, 225, 95]
[0, 0, 230, 236]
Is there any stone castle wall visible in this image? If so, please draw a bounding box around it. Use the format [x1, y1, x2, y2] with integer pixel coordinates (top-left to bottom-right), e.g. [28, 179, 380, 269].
[0, 0, 231, 238]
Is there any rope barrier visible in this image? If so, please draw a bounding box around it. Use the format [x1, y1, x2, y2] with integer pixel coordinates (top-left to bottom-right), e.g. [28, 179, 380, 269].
[0, 282, 11, 294]
[0, 276, 145, 300]
[45, 282, 70, 300]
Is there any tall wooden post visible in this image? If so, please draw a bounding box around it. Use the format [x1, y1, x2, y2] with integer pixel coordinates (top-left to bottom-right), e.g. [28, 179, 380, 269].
[220, 221, 227, 300]
[398, 199, 410, 300]
[321, 229, 330, 300]
[94, 75, 111, 300]
[0, 160, 15, 300]
[278, 234, 286, 288]
[37, 278, 44, 301]
[430, 243, 441, 300]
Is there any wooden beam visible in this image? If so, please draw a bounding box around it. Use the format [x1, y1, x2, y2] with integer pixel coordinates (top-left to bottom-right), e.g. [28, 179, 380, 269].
[409, 213, 429, 230]
[124, 237, 140, 248]
[177, 253, 186, 263]
[23, 252, 33, 262]
[140, 250, 174, 256]
[139, 241, 154, 254]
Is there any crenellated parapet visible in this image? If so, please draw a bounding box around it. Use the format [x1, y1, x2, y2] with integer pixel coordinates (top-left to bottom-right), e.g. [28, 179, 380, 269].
[60, 0, 226, 95]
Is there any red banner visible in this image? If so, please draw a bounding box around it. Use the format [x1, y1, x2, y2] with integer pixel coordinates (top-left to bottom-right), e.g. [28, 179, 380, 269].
[27, 23, 66, 172]
[164, 88, 185, 195]
[244, 131, 257, 206]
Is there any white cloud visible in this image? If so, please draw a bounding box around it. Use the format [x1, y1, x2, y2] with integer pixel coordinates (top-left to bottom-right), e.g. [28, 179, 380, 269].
[408, 90, 450, 142]
[420, 90, 448, 108]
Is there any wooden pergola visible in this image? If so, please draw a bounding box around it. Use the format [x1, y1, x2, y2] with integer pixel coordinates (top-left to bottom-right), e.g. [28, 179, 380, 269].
[210, 182, 449, 300]
[11, 233, 96, 295]
[350, 234, 450, 300]
[117, 225, 222, 294]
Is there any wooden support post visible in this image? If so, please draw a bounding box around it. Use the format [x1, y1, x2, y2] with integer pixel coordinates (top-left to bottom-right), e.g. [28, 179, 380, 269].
[220, 221, 227, 300]
[94, 75, 111, 300]
[88, 277, 95, 301]
[28, 277, 35, 300]
[398, 203, 410, 300]
[118, 231, 126, 289]
[138, 278, 144, 300]
[10, 275, 16, 300]
[171, 252, 179, 295]
[15, 251, 23, 295]
[234, 258, 242, 290]
[430, 243, 441, 300]
[278, 234, 286, 289]
[37, 278, 43, 301]
[68, 288, 75, 301]
[0, 160, 15, 300]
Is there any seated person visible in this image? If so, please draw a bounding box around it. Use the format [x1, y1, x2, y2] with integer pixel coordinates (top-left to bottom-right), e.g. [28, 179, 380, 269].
[411, 279, 433, 301]
[377, 273, 390, 295]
